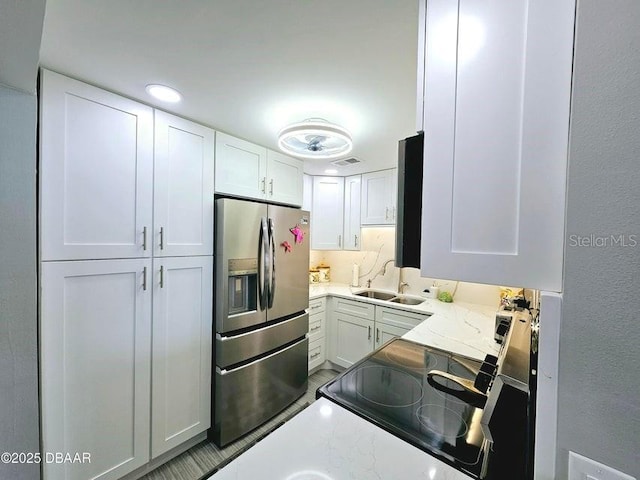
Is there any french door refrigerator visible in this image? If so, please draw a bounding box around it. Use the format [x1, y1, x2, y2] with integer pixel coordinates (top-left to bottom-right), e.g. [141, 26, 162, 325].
[211, 198, 310, 446]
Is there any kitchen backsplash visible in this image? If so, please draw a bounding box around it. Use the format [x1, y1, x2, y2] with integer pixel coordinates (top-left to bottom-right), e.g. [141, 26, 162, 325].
[310, 227, 507, 307]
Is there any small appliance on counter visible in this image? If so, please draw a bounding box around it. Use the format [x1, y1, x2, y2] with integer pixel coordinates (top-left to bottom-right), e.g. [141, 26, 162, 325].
[317, 308, 536, 479]
[211, 198, 310, 447]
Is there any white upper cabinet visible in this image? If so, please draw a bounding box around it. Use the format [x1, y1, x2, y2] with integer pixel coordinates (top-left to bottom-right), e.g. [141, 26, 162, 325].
[265, 149, 304, 206]
[343, 175, 362, 250]
[214, 132, 267, 199]
[361, 169, 397, 225]
[39, 69, 153, 261]
[154, 111, 215, 257]
[214, 134, 303, 206]
[151, 256, 212, 458]
[302, 174, 313, 212]
[418, 0, 575, 291]
[311, 176, 344, 250]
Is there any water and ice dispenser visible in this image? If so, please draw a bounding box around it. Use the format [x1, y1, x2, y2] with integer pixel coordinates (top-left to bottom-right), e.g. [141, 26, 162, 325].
[227, 258, 258, 316]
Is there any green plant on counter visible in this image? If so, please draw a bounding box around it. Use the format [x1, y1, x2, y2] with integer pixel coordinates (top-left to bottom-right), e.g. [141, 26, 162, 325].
[438, 291, 453, 303]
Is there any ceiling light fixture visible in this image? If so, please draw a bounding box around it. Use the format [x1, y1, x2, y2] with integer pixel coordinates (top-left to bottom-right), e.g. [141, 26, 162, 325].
[145, 84, 182, 103]
[324, 169, 338, 174]
[278, 118, 352, 160]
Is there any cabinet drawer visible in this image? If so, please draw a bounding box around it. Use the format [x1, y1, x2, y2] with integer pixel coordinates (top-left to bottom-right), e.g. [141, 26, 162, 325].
[308, 311, 325, 341]
[308, 297, 326, 314]
[308, 338, 325, 371]
[333, 297, 375, 320]
[375, 306, 428, 330]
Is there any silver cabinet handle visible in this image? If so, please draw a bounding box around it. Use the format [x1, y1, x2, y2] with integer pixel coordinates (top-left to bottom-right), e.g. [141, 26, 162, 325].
[376, 328, 380, 343]
[385, 207, 389, 221]
[261, 177, 266, 194]
[368, 325, 372, 340]
[391, 206, 396, 221]
[159, 227, 164, 250]
[310, 304, 321, 310]
[160, 265, 164, 288]
[143, 226, 148, 250]
[310, 352, 321, 359]
[310, 325, 321, 332]
[354, 234, 358, 248]
[143, 267, 148, 291]
[269, 179, 274, 196]
[338, 235, 342, 248]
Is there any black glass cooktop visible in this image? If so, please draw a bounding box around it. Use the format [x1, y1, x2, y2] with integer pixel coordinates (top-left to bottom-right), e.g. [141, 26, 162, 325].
[317, 338, 487, 478]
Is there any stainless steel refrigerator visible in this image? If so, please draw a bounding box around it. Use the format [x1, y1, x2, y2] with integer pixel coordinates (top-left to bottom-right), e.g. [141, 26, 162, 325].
[211, 198, 310, 446]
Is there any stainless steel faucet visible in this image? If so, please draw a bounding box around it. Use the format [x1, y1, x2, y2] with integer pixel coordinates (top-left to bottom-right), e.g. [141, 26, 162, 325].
[397, 267, 409, 294]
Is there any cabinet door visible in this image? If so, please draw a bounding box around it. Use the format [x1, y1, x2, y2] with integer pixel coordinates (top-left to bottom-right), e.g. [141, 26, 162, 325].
[302, 174, 313, 212]
[308, 337, 326, 372]
[374, 322, 411, 349]
[419, 0, 574, 291]
[332, 313, 374, 368]
[151, 256, 213, 458]
[311, 176, 345, 250]
[154, 111, 214, 257]
[39, 69, 153, 261]
[266, 149, 304, 206]
[40, 259, 151, 480]
[361, 169, 397, 225]
[215, 132, 267, 199]
[343, 175, 362, 250]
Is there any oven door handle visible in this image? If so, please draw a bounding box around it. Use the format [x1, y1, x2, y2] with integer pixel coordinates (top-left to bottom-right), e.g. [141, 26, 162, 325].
[427, 370, 488, 408]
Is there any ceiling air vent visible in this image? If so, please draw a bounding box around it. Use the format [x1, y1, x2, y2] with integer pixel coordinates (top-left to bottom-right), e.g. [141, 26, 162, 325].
[331, 157, 361, 167]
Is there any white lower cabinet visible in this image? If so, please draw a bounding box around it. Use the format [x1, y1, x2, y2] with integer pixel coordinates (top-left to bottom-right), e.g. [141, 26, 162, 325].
[308, 338, 325, 371]
[374, 307, 426, 348]
[40, 256, 213, 479]
[327, 298, 428, 368]
[333, 313, 374, 368]
[308, 297, 326, 371]
[40, 259, 152, 480]
[151, 256, 213, 458]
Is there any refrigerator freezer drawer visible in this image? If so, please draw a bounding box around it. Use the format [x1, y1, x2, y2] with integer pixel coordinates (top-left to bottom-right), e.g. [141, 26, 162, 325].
[213, 337, 308, 446]
[216, 312, 309, 368]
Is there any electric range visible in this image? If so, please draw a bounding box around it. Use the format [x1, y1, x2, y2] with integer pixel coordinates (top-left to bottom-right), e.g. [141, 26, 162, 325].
[317, 333, 533, 479]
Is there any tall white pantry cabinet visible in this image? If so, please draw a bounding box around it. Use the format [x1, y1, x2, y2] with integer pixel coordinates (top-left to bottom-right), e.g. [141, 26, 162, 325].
[39, 70, 214, 480]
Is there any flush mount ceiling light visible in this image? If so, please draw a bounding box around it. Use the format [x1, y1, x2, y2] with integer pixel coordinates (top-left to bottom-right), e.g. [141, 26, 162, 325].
[278, 119, 353, 160]
[145, 84, 182, 103]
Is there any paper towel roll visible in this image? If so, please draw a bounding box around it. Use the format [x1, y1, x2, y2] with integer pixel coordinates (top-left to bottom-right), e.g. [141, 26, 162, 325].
[351, 264, 360, 287]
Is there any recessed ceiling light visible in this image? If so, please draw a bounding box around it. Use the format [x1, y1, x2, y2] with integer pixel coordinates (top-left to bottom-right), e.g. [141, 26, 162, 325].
[278, 119, 352, 160]
[324, 169, 338, 174]
[145, 84, 182, 103]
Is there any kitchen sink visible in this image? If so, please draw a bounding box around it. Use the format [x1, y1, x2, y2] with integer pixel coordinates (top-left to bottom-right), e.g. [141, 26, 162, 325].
[353, 290, 396, 301]
[389, 296, 425, 306]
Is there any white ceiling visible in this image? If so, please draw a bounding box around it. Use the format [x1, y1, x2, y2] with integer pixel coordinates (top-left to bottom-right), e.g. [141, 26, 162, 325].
[39, 0, 419, 175]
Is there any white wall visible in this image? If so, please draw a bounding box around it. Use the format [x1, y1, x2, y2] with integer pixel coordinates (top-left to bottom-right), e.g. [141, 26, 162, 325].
[311, 227, 504, 307]
[0, 86, 40, 480]
[557, 0, 640, 477]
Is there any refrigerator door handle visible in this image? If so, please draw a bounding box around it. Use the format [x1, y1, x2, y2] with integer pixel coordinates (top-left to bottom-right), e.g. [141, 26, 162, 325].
[258, 217, 269, 309]
[267, 218, 276, 308]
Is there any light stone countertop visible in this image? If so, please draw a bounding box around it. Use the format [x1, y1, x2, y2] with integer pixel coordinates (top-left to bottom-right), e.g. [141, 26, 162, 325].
[207, 284, 499, 480]
[309, 283, 500, 361]
[208, 398, 474, 480]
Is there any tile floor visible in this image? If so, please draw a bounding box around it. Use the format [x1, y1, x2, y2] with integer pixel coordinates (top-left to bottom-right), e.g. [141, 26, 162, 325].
[140, 368, 339, 480]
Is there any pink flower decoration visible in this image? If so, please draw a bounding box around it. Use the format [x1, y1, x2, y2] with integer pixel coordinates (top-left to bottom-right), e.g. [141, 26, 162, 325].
[290, 225, 304, 244]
